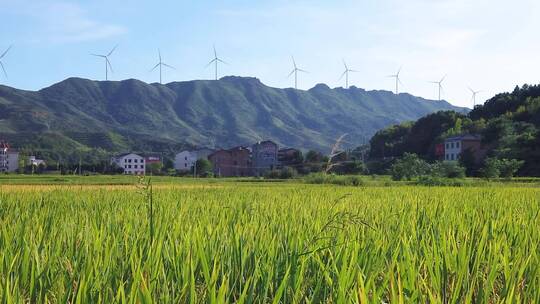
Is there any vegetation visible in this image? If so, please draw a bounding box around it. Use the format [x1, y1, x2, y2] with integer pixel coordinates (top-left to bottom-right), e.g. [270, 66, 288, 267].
[0, 77, 465, 161]
[0, 179, 538, 302]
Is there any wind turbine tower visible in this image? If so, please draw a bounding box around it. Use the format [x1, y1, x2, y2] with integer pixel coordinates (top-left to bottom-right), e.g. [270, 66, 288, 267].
[151, 49, 175, 84]
[469, 87, 481, 107]
[0, 45, 12, 80]
[340, 60, 358, 89]
[288, 56, 307, 90]
[387, 67, 402, 94]
[207, 45, 226, 80]
[430, 75, 446, 101]
[91, 45, 117, 81]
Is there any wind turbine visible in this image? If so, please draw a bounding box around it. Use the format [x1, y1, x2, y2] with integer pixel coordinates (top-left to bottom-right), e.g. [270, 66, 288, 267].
[340, 59, 358, 89]
[151, 49, 175, 84]
[288, 56, 308, 90]
[206, 45, 226, 80]
[387, 67, 402, 94]
[0, 45, 12, 80]
[430, 75, 446, 101]
[91, 45, 117, 81]
[468, 87, 482, 107]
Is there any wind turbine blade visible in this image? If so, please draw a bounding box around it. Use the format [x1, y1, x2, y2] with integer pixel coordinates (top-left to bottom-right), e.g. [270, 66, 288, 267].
[213, 45, 217, 59]
[158, 49, 162, 62]
[349, 69, 359, 73]
[287, 70, 295, 78]
[398, 78, 403, 85]
[150, 63, 160, 72]
[397, 66, 402, 76]
[107, 44, 118, 57]
[91, 54, 106, 58]
[298, 68, 308, 73]
[206, 59, 217, 68]
[162, 63, 175, 69]
[468, 86, 474, 93]
[339, 71, 347, 80]
[387, 75, 396, 78]
[0, 45, 11, 59]
[217, 58, 228, 65]
[0, 61, 7, 78]
[291, 56, 297, 69]
[342, 59, 348, 69]
[106, 58, 114, 73]
[440, 74, 447, 83]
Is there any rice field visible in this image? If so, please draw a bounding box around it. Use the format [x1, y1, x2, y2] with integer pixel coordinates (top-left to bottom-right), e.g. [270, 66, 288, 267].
[0, 178, 539, 303]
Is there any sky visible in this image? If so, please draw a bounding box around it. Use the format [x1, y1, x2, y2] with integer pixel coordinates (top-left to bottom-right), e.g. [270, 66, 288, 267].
[1, 0, 540, 108]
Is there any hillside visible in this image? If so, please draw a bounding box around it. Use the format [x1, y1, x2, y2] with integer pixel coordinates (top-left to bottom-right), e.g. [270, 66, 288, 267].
[0, 76, 466, 156]
[368, 84, 540, 176]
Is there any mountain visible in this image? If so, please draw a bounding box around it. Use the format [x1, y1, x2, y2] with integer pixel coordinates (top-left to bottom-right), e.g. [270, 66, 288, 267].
[0, 76, 467, 156]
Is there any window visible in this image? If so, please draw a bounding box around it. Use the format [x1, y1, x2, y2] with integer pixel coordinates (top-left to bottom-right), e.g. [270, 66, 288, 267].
[124, 159, 127, 163]
[128, 165, 132, 168]
[456, 142, 460, 148]
[124, 165, 127, 169]
[128, 159, 132, 163]
[134, 165, 138, 169]
[185, 163, 187, 167]
[134, 159, 138, 163]
[185, 157, 187, 160]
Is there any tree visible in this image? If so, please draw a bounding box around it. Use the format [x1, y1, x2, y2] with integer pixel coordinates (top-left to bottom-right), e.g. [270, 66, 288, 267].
[146, 162, 163, 175]
[390, 153, 430, 181]
[305, 150, 323, 163]
[195, 159, 213, 177]
[430, 162, 466, 178]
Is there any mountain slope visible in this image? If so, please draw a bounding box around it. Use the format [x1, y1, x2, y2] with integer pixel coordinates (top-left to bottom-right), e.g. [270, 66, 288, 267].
[0, 76, 467, 153]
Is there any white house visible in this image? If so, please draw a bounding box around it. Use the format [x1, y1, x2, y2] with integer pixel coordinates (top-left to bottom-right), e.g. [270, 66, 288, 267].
[29, 156, 46, 168]
[111, 153, 145, 175]
[174, 148, 214, 172]
[0, 144, 19, 173]
[444, 134, 482, 162]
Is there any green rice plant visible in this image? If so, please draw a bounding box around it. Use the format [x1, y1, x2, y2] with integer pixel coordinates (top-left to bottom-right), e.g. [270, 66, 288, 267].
[0, 181, 538, 302]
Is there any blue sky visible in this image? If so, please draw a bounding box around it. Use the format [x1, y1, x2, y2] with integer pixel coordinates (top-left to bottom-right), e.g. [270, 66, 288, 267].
[1, 0, 540, 107]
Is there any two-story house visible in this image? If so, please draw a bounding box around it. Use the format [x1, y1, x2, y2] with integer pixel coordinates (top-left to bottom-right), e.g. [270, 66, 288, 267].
[111, 153, 145, 175]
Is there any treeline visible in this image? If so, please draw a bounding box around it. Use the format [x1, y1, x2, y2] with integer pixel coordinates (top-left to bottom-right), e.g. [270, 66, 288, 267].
[368, 84, 540, 176]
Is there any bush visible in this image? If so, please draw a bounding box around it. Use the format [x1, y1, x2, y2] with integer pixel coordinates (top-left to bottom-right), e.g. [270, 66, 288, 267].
[480, 158, 524, 179]
[416, 176, 465, 187]
[264, 167, 298, 179]
[430, 162, 466, 178]
[279, 167, 297, 179]
[303, 173, 365, 186]
[390, 153, 430, 181]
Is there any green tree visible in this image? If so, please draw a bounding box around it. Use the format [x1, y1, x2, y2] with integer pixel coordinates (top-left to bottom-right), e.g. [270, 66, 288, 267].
[195, 159, 213, 177]
[390, 153, 431, 181]
[146, 162, 163, 175]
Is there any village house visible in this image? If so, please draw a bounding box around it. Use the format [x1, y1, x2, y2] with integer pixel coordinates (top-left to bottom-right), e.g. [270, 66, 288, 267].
[278, 148, 302, 167]
[444, 134, 486, 163]
[174, 148, 214, 172]
[252, 140, 279, 176]
[111, 153, 145, 175]
[209, 146, 251, 177]
[29, 156, 46, 168]
[0, 142, 19, 173]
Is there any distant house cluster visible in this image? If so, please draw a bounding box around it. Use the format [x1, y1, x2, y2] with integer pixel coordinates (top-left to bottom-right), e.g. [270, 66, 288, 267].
[106, 140, 300, 176]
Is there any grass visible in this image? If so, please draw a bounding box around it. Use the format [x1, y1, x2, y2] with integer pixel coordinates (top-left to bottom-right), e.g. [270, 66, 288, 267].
[0, 177, 539, 302]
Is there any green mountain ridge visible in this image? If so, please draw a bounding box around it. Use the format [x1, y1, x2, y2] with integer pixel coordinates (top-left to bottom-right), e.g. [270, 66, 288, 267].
[0, 76, 467, 154]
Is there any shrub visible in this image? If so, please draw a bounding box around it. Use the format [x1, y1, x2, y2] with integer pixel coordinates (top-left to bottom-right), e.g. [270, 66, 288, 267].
[430, 162, 466, 178]
[480, 158, 524, 179]
[390, 153, 430, 181]
[279, 167, 297, 179]
[416, 176, 465, 187]
[304, 173, 365, 186]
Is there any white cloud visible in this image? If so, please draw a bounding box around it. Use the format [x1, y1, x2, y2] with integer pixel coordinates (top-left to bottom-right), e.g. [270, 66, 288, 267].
[3, 1, 127, 43]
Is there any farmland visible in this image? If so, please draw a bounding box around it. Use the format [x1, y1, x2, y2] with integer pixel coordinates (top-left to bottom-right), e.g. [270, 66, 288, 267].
[0, 177, 539, 302]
